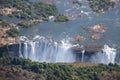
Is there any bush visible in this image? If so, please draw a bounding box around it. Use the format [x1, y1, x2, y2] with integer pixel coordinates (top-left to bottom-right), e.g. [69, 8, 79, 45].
[34, 2, 58, 19]
[0, 20, 9, 27]
[73, 0, 82, 7]
[7, 27, 19, 37]
[18, 21, 32, 28]
[55, 14, 69, 22]
[88, 0, 115, 13]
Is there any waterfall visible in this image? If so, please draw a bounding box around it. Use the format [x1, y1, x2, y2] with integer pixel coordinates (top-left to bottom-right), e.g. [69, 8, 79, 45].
[19, 35, 75, 63]
[102, 44, 117, 64]
[90, 44, 117, 64]
[81, 50, 85, 62]
[23, 42, 28, 59]
[19, 42, 22, 57]
[19, 36, 117, 64]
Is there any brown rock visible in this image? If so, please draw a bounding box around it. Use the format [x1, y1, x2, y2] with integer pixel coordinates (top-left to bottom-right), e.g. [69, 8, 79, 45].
[84, 43, 104, 52]
[75, 35, 86, 41]
[91, 34, 101, 40]
[86, 24, 107, 33]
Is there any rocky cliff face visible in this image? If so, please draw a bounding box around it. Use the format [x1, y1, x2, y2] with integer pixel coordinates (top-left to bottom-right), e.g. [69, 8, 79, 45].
[0, 44, 19, 57]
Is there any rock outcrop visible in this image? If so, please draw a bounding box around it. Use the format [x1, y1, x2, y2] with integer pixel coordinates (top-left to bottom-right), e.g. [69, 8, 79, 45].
[83, 24, 107, 40]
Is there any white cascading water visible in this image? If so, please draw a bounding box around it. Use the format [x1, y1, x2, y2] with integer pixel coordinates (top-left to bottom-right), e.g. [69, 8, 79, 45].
[19, 42, 22, 57]
[81, 50, 85, 62]
[18, 36, 117, 64]
[102, 44, 117, 64]
[90, 44, 117, 64]
[19, 35, 76, 63]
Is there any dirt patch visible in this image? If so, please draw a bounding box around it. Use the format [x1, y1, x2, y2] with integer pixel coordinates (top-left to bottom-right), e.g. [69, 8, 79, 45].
[0, 7, 21, 15]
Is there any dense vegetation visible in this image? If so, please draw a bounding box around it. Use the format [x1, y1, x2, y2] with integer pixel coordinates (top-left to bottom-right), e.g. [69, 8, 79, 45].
[0, 19, 10, 27]
[0, 0, 34, 19]
[0, 0, 58, 21]
[0, 65, 40, 80]
[0, 54, 120, 80]
[6, 27, 19, 37]
[55, 14, 69, 22]
[18, 21, 32, 28]
[73, 0, 82, 7]
[87, 0, 116, 13]
[34, 2, 58, 20]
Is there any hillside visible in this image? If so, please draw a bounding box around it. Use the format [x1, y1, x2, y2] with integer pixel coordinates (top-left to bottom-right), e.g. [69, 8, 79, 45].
[0, 56, 120, 80]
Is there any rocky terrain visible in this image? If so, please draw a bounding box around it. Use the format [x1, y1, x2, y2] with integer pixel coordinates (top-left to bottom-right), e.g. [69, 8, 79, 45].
[0, 20, 18, 47]
[84, 24, 107, 40]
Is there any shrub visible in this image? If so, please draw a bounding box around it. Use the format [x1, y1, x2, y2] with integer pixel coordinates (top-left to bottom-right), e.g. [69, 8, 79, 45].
[7, 27, 19, 37]
[55, 14, 69, 22]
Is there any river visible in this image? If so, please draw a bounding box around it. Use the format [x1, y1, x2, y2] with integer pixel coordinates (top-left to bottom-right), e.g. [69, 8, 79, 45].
[19, 0, 120, 47]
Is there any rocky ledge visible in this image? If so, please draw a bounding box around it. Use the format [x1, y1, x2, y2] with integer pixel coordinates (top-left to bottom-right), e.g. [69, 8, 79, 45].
[72, 43, 104, 54]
